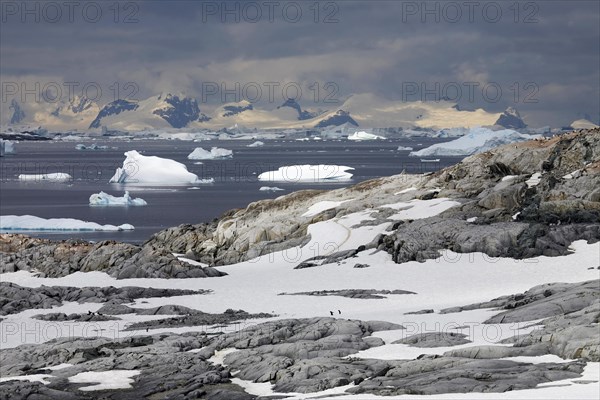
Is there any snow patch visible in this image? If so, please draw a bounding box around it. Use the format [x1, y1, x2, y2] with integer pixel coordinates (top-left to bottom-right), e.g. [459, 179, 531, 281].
[68, 370, 141, 391]
[303, 200, 353, 217]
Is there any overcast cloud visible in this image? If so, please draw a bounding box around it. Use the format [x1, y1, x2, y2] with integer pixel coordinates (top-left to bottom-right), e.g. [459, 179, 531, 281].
[1, 0, 598, 127]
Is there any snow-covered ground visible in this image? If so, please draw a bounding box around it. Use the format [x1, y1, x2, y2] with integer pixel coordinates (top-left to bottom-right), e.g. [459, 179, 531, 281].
[258, 165, 354, 182]
[1, 197, 598, 399]
[409, 127, 539, 157]
[89, 191, 147, 206]
[109, 150, 201, 184]
[0, 215, 134, 232]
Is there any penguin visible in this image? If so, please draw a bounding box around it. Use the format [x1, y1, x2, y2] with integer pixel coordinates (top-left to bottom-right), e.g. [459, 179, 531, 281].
[338, 310, 341, 314]
[329, 311, 334, 316]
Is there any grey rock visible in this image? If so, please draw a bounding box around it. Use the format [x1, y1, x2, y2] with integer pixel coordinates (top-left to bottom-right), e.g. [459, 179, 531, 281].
[393, 332, 471, 347]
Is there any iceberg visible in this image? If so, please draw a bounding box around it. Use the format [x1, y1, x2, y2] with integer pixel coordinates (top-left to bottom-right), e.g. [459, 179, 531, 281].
[348, 131, 385, 141]
[109, 150, 201, 184]
[258, 165, 354, 182]
[89, 191, 147, 206]
[247, 141, 265, 147]
[0, 215, 134, 232]
[396, 145, 414, 151]
[0, 139, 16, 156]
[18, 173, 72, 182]
[187, 147, 233, 160]
[259, 186, 285, 192]
[409, 127, 538, 157]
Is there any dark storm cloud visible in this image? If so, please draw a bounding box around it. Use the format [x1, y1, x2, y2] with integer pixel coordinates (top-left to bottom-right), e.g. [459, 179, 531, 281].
[0, 0, 598, 127]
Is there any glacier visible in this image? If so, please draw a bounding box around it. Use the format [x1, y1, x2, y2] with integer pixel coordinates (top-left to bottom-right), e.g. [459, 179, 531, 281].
[187, 147, 233, 160]
[109, 150, 201, 184]
[258, 165, 354, 182]
[409, 127, 538, 157]
[89, 191, 148, 206]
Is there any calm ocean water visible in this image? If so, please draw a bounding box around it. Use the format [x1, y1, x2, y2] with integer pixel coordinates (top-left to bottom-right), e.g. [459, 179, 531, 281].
[0, 138, 462, 243]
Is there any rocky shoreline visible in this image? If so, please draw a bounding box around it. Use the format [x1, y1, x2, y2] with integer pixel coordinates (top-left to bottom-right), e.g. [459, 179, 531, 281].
[1, 129, 599, 398]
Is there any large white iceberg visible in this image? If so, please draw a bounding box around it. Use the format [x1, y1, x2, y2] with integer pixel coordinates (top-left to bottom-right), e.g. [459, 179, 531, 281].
[89, 191, 147, 206]
[348, 131, 385, 141]
[18, 173, 72, 182]
[109, 150, 200, 184]
[258, 165, 354, 182]
[0, 215, 134, 231]
[187, 147, 233, 160]
[409, 127, 538, 157]
[0, 140, 15, 156]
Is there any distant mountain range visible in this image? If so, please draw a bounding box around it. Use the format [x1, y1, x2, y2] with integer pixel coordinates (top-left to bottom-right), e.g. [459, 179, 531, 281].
[3, 92, 530, 132]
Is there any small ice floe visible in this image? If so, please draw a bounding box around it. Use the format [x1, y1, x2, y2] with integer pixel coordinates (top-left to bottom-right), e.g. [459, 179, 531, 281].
[348, 131, 385, 141]
[0, 215, 134, 232]
[258, 165, 353, 182]
[18, 173, 72, 182]
[187, 147, 233, 160]
[247, 141, 264, 147]
[89, 191, 147, 206]
[259, 186, 285, 192]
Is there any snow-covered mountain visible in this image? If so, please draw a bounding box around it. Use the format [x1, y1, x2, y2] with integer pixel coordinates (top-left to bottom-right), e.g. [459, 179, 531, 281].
[90, 94, 210, 130]
[3, 96, 99, 131]
[495, 107, 527, 129]
[2, 92, 527, 132]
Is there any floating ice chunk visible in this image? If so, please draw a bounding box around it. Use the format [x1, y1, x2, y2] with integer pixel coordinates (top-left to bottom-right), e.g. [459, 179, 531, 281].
[526, 172, 542, 187]
[187, 147, 233, 160]
[396, 145, 414, 151]
[68, 370, 141, 391]
[18, 173, 72, 182]
[348, 131, 385, 141]
[109, 150, 200, 184]
[410, 127, 539, 157]
[259, 186, 285, 192]
[258, 165, 354, 182]
[76, 143, 110, 150]
[0, 215, 134, 231]
[89, 191, 147, 206]
[247, 141, 264, 147]
[0, 139, 16, 156]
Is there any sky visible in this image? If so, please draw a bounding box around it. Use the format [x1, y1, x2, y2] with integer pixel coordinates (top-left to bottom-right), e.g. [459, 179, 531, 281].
[1, 0, 599, 128]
